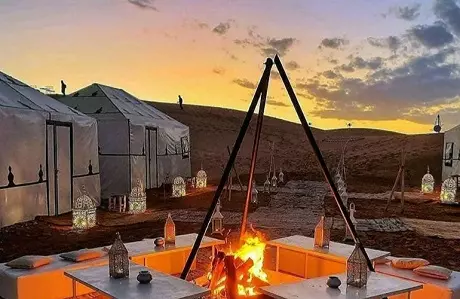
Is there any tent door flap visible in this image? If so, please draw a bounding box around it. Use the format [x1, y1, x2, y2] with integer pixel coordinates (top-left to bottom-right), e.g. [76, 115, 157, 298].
[46, 121, 73, 216]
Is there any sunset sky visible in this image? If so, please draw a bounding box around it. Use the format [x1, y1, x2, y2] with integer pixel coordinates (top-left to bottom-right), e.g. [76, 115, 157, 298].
[2, 0, 460, 133]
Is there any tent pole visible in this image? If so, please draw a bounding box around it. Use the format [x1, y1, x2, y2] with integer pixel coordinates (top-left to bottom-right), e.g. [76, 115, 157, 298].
[180, 58, 274, 280]
[274, 55, 375, 272]
[240, 63, 271, 240]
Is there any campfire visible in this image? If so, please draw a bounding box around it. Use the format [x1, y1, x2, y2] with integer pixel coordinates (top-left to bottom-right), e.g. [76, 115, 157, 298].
[204, 233, 270, 298]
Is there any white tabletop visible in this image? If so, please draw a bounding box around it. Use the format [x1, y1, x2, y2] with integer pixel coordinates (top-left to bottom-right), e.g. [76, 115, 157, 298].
[260, 272, 423, 299]
[268, 235, 390, 262]
[64, 263, 210, 299]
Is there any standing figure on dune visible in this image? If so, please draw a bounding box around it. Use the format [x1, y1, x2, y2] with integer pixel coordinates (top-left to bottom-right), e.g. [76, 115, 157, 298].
[178, 95, 184, 110]
[61, 80, 67, 96]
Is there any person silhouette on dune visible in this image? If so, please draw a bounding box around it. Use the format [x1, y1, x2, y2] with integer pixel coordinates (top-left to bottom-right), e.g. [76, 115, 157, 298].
[178, 95, 183, 110]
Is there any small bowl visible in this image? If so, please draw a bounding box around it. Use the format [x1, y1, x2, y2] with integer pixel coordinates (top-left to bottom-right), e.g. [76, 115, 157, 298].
[154, 237, 165, 246]
[327, 276, 341, 289]
[137, 270, 152, 284]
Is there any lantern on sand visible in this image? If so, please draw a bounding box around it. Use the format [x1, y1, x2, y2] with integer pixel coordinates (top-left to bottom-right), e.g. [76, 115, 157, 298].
[172, 176, 186, 198]
[347, 242, 368, 288]
[72, 185, 97, 230]
[278, 168, 284, 184]
[211, 201, 224, 234]
[314, 216, 330, 248]
[129, 179, 146, 214]
[251, 180, 258, 204]
[109, 232, 129, 279]
[440, 177, 457, 203]
[196, 168, 207, 188]
[421, 166, 434, 194]
[263, 175, 270, 193]
[271, 173, 278, 188]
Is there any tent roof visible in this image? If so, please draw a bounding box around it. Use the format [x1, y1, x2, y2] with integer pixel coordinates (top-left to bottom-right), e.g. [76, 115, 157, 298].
[0, 71, 88, 117]
[67, 83, 187, 128]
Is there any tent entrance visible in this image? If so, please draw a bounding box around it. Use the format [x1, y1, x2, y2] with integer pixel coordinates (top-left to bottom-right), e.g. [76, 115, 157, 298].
[46, 121, 73, 216]
[145, 127, 158, 189]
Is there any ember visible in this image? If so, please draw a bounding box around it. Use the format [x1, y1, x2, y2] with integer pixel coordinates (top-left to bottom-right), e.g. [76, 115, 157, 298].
[207, 234, 269, 298]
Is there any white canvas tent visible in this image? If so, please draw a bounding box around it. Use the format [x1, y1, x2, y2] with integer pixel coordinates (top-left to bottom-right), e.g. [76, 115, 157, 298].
[0, 72, 100, 228]
[58, 83, 191, 198]
[442, 125, 460, 180]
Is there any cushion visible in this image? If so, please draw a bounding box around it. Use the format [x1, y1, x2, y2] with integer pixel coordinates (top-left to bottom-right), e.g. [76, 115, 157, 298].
[391, 257, 430, 270]
[60, 249, 104, 262]
[414, 265, 452, 280]
[374, 257, 391, 265]
[6, 255, 52, 269]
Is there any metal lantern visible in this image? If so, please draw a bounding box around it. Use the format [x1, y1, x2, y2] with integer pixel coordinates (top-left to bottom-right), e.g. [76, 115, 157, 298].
[421, 166, 434, 194]
[271, 174, 278, 188]
[251, 180, 258, 204]
[109, 232, 129, 279]
[263, 175, 270, 193]
[72, 185, 97, 230]
[278, 168, 284, 184]
[196, 168, 207, 188]
[172, 176, 186, 198]
[440, 177, 457, 203]
[128, 179, 146, 214]
[344, 203, 357, 241]
[347, 242, 368, 288]
[314, 216, 330, 248]
[211, 201, 224, 234]
[335, 172, 348, 208]
[164, 213, 176, 244]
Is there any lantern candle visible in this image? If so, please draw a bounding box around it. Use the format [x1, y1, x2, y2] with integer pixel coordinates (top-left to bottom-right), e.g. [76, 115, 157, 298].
[211, 201, 224, 234]
[347, 242, 368, 288]
[109, 232, 129, 279]
[314, 216, 330, 248]
[72, 185, 97, 230]
[129, 179, 146, 214]
[421, 166, 434, 194]
[164, 213, 176, 244]
[440, 177, 457, 203]
[172, 176, 186, 198]
[196, 167, 207, 188]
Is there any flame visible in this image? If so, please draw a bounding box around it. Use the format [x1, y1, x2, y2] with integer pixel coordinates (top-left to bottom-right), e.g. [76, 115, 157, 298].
[209, 234, 268, 297]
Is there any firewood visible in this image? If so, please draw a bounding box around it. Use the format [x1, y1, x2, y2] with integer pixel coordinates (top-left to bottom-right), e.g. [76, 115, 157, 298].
[236, 258, 254, 278]
[209, 252, 226, 291]
[251, 276, 270, 288]
[225, 255, 238, 299]
[234, 256, 245, 268]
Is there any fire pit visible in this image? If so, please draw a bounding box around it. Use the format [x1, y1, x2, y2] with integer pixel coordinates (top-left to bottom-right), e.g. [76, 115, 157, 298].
[195, 233, 302, 299]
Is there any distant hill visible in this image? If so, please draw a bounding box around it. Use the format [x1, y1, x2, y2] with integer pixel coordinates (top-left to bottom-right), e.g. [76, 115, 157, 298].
[147, 102, 443, 189]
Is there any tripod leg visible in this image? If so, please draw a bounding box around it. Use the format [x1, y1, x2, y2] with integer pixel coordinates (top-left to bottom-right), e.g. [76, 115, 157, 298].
[227, 146, 244, 191]
[274, 54, 375, 272]
[240, 62, 272, 240]
[180, 58, 274, 280]
[387, 168, 401, 211]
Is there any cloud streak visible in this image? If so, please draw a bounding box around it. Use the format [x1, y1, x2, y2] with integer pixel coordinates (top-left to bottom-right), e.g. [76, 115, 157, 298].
[232, 78, 256, 89]
[127, 0, 158, 11]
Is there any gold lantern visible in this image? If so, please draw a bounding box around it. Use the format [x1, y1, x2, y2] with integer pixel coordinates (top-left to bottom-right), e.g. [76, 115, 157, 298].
[421, 166, 434, 194]
[164, 213, 176, 244]
[196, 167, 207, 188]
[314, 216, 330, 248]
[211, 201, 224, 234]
[72, 185, 97, 230]
[440, 177, 457, 203]
[129, 179, 146, 214]
[109, 232, 129, 279]
[172, 176, 186, 198]
[347, 242, 368, 288]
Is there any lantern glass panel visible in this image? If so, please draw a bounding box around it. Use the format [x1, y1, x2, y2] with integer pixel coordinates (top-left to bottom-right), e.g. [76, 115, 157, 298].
[347, 243, 368, 288]
[164, 213, 176, 244]
[211, 202, 224, 233]
[129, 180, 146, 214]
[108, 232, 129, 279]
[314, 216, 330, 248]
[421, 167, 434, 194]
[440, 177, 457, 203]
[72, 186, 97, 230]
[172, 177, 186, 198]
[196, 169, 207, 188]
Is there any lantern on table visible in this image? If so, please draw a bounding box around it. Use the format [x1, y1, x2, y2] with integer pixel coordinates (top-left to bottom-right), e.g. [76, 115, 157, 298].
[172, 176, 186, 198]
[196, 167, 207, 188]
[164, 213, 176, 244]
[109, 232, 129, 279]
[421, 166, 434, 194]
[440, 177, 457, 203]
[251, 180, 258, 204]
[128, 179, 146, 214]
[314, 216, 330, 248]
[72, 185, 97, 230]
[347, 242, 368, 288]
[278, 168, 284, 184]
[211, 201, 224, 234]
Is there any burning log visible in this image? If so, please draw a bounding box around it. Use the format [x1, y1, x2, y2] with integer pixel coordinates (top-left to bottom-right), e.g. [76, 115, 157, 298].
[209, 251, 226, 290]
[225, 256, 238, 299]
[236, 258, 254, 278]
[251, 276, 270, 288]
